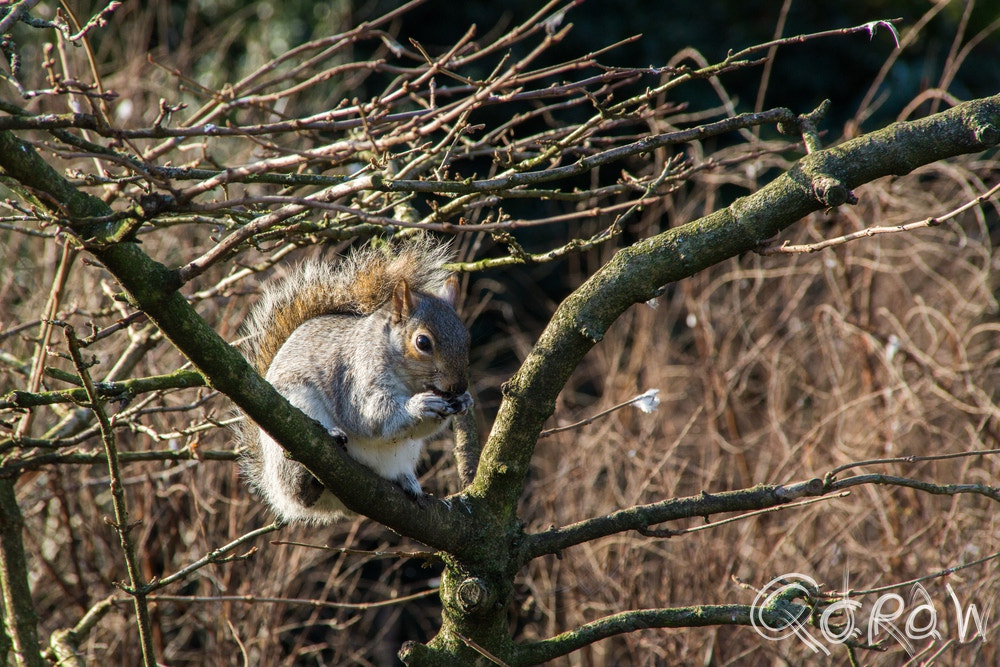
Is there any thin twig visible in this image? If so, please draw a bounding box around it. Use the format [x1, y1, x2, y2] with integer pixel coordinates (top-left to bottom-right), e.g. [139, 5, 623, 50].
[760, 181, 1000, 254]
[539, 390, 660, 438]
[826, 447, 1000, 481]
[0, 0, 42, 35]
[638, 492, 852, 538]
[269, 540, 439, 561]
[147, 588, 438, 610]
[818, 549, 1000, 598]
[16, 239, 77, 437]
[63, 325, 157, 667]
[150, 522, 283, 591]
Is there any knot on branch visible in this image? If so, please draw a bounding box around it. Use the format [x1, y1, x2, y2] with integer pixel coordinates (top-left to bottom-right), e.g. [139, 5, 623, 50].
[812, 175, 856, 208]
[138, 192, 175, 218]
[777, 100, 830, 153]
[773, 478, 824, 502]
[456, 577, 494, 616]
[398, 640, 428, 664]
[975, 123, 998, 147]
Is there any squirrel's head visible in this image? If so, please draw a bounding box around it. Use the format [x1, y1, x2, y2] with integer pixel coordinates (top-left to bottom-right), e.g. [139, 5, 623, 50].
[391, 277, 470, 397]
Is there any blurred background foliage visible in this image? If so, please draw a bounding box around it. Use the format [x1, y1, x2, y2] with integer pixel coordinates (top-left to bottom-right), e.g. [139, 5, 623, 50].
[17, 0, 998, 130]
[35, 0, 997, 123]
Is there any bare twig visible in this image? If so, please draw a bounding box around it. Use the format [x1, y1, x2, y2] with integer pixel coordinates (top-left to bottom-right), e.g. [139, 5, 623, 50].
[269, 540, 438, 561]
[151, 522, 282, 591]
[819, 549, 1000, 599]
[825, 447, 1000, 481]
[63, 325, 157, 667]
[15, 239, 77, 437]
[539, 389, 661, 438]
[759, 181, 1000, 254]
[147, 588, 438, 610]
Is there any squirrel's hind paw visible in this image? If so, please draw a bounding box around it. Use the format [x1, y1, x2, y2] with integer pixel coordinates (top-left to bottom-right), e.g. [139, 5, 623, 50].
[327, 427, 348, 448]
[395, 472, 424, 502]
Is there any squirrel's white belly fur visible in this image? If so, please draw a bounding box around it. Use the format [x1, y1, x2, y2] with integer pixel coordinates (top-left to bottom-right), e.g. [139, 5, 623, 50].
[257, 431, 427, 523]
[258, 379, 445, 523]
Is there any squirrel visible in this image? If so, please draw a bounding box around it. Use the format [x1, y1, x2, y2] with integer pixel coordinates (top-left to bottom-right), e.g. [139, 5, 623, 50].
[236, 237, 473, 524]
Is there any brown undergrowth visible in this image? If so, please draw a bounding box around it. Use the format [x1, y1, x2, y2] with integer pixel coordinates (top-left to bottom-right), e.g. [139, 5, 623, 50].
[522, 161, 1000, 665]
[1, 2, 998, 665]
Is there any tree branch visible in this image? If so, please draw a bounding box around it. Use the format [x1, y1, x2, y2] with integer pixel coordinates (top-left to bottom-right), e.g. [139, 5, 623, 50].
[63, 325, 157, 667]
[0, 129, 478, 556]
[0, 369, 205, 409]
[472, 94, 1000, 522]
[0, 478, 44, 667]
[522, 478, 826, 561]
[516, 603, 797, 665]
[522, 461, 1000, 562]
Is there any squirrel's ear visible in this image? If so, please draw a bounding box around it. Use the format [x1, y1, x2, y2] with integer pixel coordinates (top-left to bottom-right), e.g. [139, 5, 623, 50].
[440, 275, 459, 306]
[392, 280, 416, 322]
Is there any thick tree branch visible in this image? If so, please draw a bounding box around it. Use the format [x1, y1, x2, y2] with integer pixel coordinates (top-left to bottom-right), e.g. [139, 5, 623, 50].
[0, 475, 44, 667]
[0, 130, 479, 557]
[471, 94, 1000, 521]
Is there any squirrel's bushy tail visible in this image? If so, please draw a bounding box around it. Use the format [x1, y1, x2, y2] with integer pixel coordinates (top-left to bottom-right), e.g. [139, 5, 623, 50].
[241, 235, 455, 375]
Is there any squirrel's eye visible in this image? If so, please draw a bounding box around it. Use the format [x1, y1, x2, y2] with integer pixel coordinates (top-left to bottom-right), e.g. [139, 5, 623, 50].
[414, 333, 434, 354]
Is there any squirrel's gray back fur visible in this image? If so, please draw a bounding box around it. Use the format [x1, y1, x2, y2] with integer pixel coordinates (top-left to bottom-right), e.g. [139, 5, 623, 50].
[242, 236, 454, 376]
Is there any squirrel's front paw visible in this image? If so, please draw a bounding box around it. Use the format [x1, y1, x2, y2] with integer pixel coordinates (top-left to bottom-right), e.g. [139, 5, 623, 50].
[411, 391, 455, 419]
[447, 391, 473, 415]
[410, 390, 474, 419]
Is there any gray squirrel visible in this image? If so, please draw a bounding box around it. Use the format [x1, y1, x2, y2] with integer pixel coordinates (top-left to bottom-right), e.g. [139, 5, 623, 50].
[237, 237, 472, 523]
